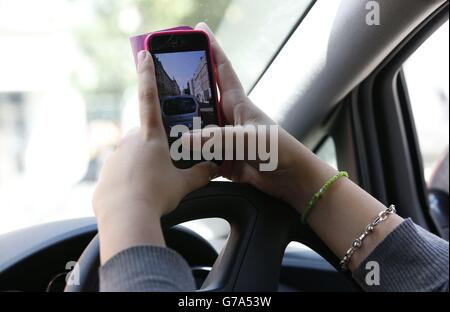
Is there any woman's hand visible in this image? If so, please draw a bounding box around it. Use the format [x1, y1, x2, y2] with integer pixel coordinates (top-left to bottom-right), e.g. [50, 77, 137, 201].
[93, 50, 218, 264]
[194, 23, 337, 211]
[194, 23, 402, 272]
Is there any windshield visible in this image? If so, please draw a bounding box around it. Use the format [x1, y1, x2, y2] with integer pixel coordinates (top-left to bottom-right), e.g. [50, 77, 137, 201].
[163, 98, 197, 116]
[0, 0, 314, 234]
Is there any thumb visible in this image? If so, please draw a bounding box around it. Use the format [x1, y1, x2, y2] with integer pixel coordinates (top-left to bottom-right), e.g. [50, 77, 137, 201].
[184, 161, 220, 192]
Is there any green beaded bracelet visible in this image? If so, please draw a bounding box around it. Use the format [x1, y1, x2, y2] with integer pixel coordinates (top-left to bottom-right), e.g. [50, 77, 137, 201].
[301, 171, 349, 224]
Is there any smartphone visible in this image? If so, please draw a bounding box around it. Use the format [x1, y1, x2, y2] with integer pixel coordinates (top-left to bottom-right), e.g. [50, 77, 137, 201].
[146, 29, 223, 168]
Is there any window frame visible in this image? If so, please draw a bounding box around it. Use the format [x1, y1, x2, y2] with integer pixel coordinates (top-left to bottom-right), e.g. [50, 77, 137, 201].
[348, 3, 449, 233]
[307, 2, 448, 235]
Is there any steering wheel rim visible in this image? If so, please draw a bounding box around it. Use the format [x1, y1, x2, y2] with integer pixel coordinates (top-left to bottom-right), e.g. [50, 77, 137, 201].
[65, 182, 344, 292]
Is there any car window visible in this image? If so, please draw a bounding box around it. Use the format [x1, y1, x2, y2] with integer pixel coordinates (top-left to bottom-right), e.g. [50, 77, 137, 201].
[316, 137, 338, 170]
[0, 0, 313, 235]
[403, 21, 449, 184]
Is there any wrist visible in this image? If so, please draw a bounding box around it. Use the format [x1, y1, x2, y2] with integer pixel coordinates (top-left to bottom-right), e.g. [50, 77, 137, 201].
[97, 209, 166, 264]
[94, 196, 170, 264]
[284, 144, 338, 214]
[93, 189, 172, 221]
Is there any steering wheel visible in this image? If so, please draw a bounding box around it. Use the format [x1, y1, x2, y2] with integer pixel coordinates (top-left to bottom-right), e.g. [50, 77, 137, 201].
[65, 182, 342, 292]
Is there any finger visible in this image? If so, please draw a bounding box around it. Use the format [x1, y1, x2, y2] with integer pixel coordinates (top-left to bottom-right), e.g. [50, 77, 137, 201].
[228, 161, 259, 184]
[195, 22, 245, 99]
[137, 50, 165, 137]
[124, 127, 140, 138]
[181, 126, 267, 165]
[183, 161, 219, 192]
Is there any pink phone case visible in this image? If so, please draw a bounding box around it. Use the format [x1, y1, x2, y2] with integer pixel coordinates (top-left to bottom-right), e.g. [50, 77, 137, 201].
[129, 26, 229, 172]
[129, 26, 224, 127]
[129, 26, 192, 68]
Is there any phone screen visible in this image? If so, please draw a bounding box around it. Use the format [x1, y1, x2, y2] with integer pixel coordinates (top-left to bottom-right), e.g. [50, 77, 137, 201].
[153, 50, 218, 132]
[150, 33, 219, 134]
[149, 32, 221, 167]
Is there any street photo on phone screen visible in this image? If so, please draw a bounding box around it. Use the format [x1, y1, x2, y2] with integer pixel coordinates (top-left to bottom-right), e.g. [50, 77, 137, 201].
[153, 51, 217, 134]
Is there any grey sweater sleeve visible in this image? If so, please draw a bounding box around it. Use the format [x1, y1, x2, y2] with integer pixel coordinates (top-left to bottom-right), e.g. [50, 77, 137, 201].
[99, 219, 448, 292]
[353, 218, 449, 292]
[99, 246, 196, 292]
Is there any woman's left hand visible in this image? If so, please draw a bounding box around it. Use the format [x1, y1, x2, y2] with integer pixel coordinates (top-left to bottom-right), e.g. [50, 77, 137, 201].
[92, 50, 218, 264]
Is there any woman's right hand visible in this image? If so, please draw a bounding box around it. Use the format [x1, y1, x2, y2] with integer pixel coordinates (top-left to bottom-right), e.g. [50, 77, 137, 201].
[194, 23, 338, 214]
[195, 25, 404, 272]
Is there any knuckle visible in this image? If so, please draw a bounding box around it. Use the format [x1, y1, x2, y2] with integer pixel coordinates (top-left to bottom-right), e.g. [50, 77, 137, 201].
[146, 113, 161, 127]
[139, 85, 157, 103]
[233, 101, 248, 122]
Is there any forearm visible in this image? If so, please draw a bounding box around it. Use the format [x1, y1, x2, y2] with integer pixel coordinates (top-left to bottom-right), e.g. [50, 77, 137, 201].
[95, 200, 166, 265]
[287, 143, 403, 271]
[95, 200, 197, 292]
[306, 177, 403, 271]
[100, 245, 196, 292]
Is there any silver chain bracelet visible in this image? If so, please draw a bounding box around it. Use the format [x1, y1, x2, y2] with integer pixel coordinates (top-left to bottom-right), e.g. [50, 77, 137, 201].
[339, 204, 396, 271]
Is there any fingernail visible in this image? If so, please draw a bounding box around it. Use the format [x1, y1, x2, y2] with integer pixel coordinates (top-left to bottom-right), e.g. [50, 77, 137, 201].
[138, 50, 149, 63]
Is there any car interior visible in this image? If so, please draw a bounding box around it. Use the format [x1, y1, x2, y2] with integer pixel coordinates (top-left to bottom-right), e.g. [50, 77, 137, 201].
[0, 0, 448, 292]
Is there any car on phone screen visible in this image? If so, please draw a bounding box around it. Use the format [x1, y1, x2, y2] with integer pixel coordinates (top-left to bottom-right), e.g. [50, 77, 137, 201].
[160, 95, 199, 131]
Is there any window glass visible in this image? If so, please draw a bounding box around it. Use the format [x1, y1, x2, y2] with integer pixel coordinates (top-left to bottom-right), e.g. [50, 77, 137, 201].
[403, 21, 449, 183]
[316, 137, 338, 170]
[0, 0, 313, 235]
